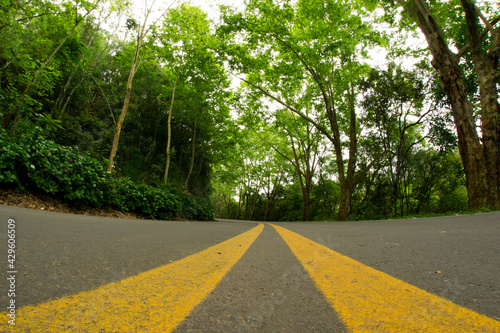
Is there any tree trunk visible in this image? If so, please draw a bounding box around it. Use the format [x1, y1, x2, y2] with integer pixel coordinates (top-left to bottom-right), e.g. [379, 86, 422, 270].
[461, 0, 500, 207]
[289, 136, 314, 221]
[108, 7, 152, 172]
[243, 192, 249, 220]
[331, 80, 358, 221]
[237, 191, 243, 220]
[249, 191, 258, 220]
[400, 0, 500, 209]
[185, 119, 197, 187]
[226, 197, 232, 218]
[108, 50, 139, 172]
[337, 180, 354, 222]
[163, 71, 179, 184]
[264, 193, 271, 221]
[301, 186, 312, 221]
[217, 196, 223, 219]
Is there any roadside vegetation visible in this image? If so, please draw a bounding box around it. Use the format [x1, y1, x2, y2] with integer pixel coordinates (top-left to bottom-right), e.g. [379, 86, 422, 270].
[0, 0, 498, 221]
[0, 131, 214, 220]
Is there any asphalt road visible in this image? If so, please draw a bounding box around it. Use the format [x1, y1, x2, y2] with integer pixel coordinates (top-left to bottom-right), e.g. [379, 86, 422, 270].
[0, 205, 499, 332]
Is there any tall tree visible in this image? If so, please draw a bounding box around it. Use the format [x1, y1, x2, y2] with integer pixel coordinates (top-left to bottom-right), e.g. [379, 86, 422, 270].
[391, 0, 500, 209]
[244, 105, 326, 221]
[157, 4, 223, 184]
[162, 65, 180, 184]
[107, 2, 155, 171]
[360, 63, 433, 216]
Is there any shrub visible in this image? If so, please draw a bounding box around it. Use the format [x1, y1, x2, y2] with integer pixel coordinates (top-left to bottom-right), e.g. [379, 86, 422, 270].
[0, 133, 22, 184]
[180, 194, 215, 221]
[111, 178, 181, 220]
[435, 186, 468, 213]
[0, 131, 215, 220]
[0, 131, 109, 207]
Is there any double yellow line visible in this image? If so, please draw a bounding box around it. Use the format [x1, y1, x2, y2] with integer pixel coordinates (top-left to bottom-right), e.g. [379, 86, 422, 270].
[2, 223, 499, 332]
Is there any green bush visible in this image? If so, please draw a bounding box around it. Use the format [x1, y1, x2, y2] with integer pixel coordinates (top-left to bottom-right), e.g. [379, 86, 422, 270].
[435, 186, 468, 213]
[350, 201, 386, 221]
[0, 131, 214, 220]
[111, 178, 181, 220]
[179, 194, 215, 221]
[0, 131, 110, 207]
[0, 134, 22, 184]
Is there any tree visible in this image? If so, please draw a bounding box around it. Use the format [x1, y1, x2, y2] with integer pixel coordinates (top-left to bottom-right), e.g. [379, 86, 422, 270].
[52, 6, 123, 120]
[218, 0, 381, 220]
[248, 107, 326, 221]
[1, 0, 104, 129]
[162, 65, 180, 184]
[360, 63, 433, 217]
[156, 4, 228, 185]
[107, 2, 155, 172]
[261, 153, 286, 221]
[391, 0, 500, 209]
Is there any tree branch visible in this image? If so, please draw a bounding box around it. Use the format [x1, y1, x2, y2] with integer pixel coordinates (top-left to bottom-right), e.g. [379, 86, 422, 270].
[457, 16, 500, 58]
[476, 7, 495, 34]
[91, 74, 116, 125]
[230, 72, 337, 145]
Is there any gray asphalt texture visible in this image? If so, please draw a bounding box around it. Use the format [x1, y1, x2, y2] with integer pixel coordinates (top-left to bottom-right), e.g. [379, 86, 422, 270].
[276, 212, 500, 321]
[0, 206, 254, 308]
[1, 205, 499, 331]
[175, 224, 347, 332]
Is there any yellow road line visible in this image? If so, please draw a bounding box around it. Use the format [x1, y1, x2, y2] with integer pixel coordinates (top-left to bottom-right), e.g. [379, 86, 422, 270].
[272, 224, 500, 332]
[1, 224, 263, 332]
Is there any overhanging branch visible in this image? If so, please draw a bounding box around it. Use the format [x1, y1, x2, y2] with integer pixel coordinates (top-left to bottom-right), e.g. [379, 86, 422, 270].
[230, 71, 336, 145]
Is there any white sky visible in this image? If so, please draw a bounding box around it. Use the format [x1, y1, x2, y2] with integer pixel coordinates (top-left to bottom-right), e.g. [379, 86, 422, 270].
[191, 0, 245, 17]
[130, 0, 245, 25]
[125, 0, 425, 87]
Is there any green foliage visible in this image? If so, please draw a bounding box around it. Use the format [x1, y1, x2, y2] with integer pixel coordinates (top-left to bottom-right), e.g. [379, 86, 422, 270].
[434, 186, 468, 214]
[179, 194, 215, 221]
[350, 201, 386, 221]
[110, 178, 181, 219]
[1, 0, 482, 222]
[0, 130, 110, 207]
[0, 131, 214, 220]
[110, 179, 214, 220]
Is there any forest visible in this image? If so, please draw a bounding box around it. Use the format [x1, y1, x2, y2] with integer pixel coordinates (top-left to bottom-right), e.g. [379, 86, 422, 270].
[0, 0, 498, 221]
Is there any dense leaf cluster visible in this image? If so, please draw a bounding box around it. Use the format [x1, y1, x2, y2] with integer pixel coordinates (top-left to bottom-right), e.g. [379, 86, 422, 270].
[0, 131, 214, 220]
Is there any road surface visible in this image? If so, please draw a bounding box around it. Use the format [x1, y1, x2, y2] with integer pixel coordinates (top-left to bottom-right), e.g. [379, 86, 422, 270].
[0, 205, 499, 332]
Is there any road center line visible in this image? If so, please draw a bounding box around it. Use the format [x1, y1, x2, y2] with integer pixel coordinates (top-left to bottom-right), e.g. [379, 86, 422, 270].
[272, 224, 500, 332]
[1, 223, 264, 332]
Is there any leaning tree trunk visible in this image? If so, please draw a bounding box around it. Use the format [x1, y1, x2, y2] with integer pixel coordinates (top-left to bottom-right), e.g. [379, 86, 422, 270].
[400, 0, 500, 209]
[184, 119, 197, 187]
[108, 48, 139, 172]
[108, 6, 152, 172]
[163, 71, 179, 184]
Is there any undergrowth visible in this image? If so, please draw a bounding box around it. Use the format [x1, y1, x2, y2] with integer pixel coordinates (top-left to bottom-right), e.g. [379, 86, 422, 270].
[0, 130, 214, 220]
